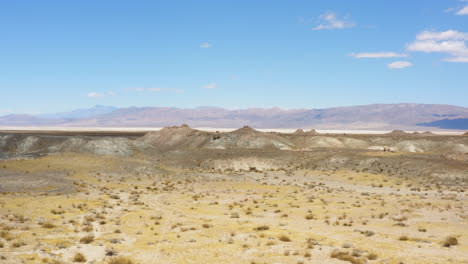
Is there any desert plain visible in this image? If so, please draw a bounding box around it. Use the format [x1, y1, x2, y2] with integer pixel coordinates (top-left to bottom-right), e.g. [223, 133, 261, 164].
[0, 125, 467, 264]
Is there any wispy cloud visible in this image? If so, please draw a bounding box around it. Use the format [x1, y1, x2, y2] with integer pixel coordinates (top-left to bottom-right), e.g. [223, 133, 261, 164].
[444, 56, 468, 62]
[203, 82, 217, 89]
[445, 1, 468, 16]
[416, 30, 468, 41]
[407, 30, 468, 63]
[128, 87, 183, 93]
[200, 42, 212, 48]
[456, 5, 468, 15]
[87, 91, 116, 98]
[313, 12, 355, 30]
[87, 92, 103, 98]
[0, 109, 13, 116]
[350, 52, 408, 58]
[387, 61, 413, 69]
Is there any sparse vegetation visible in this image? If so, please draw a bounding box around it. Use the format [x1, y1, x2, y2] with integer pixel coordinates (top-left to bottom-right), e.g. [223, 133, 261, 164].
[442, 236, 458, 247]
[278, 235, 291, 242]
[108, 256, 135, 264]
[330, 250, 366, 264]
[79, 235, 94, 244]
[73, 253, 86, 263]
[0, 130, 466, 264]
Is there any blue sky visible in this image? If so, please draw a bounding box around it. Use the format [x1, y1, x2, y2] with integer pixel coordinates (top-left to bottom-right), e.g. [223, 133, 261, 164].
[1, 0, 467, 114]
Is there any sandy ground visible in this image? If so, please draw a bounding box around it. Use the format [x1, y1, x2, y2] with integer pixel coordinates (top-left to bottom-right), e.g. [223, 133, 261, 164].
[0, 128, 466, 264]
[0, 153, 466, 264]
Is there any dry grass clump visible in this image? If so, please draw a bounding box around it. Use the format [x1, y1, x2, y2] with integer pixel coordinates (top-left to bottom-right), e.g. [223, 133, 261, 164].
[330, 250, 366, 264]
[79, 235, 94, 244]
[442, 236, 458, 247]
[73, 253, 86, 263]
[278, 235, 291, 242]
[108, 256, 135, 264]
[399, 235, 409, 241]
[0, 231, 12, 241]
[305, 213, 315, 220]
[253, 225, 269, 231]
[82, 225, 93, 232]
[12, 241, 25, 248]
[41, 222, 56, 229]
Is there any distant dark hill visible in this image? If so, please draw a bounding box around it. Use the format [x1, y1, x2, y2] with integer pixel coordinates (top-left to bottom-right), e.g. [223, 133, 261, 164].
[417, 118, 468, 130]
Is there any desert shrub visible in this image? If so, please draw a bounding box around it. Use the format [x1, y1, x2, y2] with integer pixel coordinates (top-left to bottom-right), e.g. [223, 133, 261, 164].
[82, 226, 93, 232]
[41, 222, 56, 229]
[305, 214, 315, 220]
[12, 241, 25, 248]
[367, 253, 378, 260]
[80, 235, 94, 244]
[230, 212, 239, 218]
[442, 236, 458, 247]
[399, 235, 409, 241]
[278, 235, 291, 242]
[330, 250, 366, 264]
[73, 253, 86, 263]
[254, 225, 269, 231]
[202, 224, 211, 228]
[0, 231, 12, 241]
[108, 256, 135, 264]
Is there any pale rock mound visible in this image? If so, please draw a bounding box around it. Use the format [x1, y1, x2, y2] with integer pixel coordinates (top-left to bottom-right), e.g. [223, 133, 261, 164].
[386, 130, 407, 136]
[305, 129, 320, 135]
[205, 126, 293, 150]
[140, 124, 212, 150]
[293, 129, 305, 135]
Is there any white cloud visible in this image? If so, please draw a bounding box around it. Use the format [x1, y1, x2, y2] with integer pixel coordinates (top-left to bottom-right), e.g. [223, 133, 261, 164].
[407, 30, 468, 63]
[203, 82, 217, 89]
[416, 30, 468, 41]
[350, 52, 408, 58]
[387, 61, 413, 69]
[87, 91, 116, 98]
[313, 12, 355, 30]
[200, 42, 212, 48]
[128, 88, 183, 93]
[444, 56, 468, 62]
[407, 40, 468, 54]
[456, 5, 468, 15]
[87, 92, 104, 98]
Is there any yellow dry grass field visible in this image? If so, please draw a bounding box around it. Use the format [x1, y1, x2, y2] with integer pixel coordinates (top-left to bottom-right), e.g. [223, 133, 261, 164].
[0, 153, 466, 264]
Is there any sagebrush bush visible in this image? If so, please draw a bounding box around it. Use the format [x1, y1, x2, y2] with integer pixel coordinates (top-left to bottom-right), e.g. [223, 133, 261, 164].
[73, 253, 86, 263]
[80, 235, 94, 244]
[108, 256, 135, 264]
[442, 236, 458, 247]
[278, 235, 291, 242]
[330, 250, 366, 264]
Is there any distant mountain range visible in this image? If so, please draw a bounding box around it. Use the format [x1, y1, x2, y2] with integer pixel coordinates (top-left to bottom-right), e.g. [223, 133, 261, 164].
[37, 105, 118, 119]
[1, 104, 468, 130]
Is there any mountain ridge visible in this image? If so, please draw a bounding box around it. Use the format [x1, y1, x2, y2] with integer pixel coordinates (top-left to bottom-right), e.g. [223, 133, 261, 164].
[1, 103, 468, 130]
